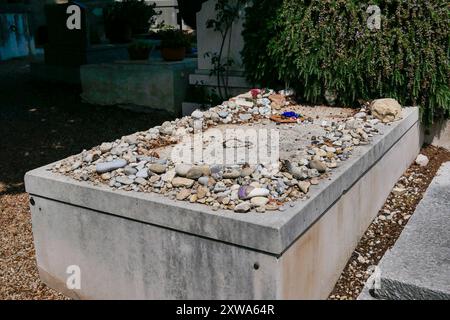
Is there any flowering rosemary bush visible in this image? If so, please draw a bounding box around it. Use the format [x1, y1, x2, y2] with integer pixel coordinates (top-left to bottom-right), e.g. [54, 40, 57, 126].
[242, 0, 450, 122]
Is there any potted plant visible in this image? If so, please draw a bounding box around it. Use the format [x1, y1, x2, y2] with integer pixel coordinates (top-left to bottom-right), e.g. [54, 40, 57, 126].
[103, 0, 159, 43]
[128, 41, 153, 60]
[160, 29, 190, 61]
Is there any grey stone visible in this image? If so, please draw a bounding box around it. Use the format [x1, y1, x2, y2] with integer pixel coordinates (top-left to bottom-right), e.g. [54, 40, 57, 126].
[284, 160, 308, 180]
[210, 165, 223, 174]
[214, 182, 227, 193]
[175, 164, 192, 177]
[96, 159, 127, 173]
[218, 111, 229, 118]
[124, 167, 138, 176]
[198, 176, 210, 186]
[239, 114, 252, 121]
[186, 166, 204, 180]
[71, 161, 82, 171]
[135, 177, 147, 185]
[149, 163, 167, 174]
[116, 176, 134, 185]
[191, 110, 204, 119]
[415, 154, 429, 167]
[234, 202, 251, 213]
[136, 169, 149, 179]
[159, 122, 175, 136]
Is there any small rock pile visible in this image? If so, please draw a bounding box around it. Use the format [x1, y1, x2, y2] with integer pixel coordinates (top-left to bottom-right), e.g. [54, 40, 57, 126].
[53, 90, 397, 213]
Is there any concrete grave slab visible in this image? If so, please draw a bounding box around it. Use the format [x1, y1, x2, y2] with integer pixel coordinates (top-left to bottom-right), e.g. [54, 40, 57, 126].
[25, 107, 421, 299]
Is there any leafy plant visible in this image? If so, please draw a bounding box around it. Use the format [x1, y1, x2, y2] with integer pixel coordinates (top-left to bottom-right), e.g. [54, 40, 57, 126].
[104, 0, 159, 42]
[186, 82, 222, 107]
[160, 29, 191, 49]
[128, 40, 153, 51]
[128, 40, 153, 60]
[242, 0, 450, 123]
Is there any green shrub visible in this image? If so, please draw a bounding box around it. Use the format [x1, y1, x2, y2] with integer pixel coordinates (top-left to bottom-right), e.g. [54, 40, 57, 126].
[104, 0, 159, 41]
[160, 29, 191, 49]
[242, 0, 450, 122]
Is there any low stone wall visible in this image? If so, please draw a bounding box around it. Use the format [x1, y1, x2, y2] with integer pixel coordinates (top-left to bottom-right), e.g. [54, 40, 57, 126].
[80, 58, 197, 116]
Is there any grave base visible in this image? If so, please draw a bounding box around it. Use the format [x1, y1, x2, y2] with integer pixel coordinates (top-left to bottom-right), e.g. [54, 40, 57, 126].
[26, 109, 421, 299]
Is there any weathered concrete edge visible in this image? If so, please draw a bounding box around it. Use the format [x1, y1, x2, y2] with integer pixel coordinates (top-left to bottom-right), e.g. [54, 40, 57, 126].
[279, 108, 419, 250]
[25, 173, 282, 255]
[359, 275, 450, 300]
[377, 276, 450, 300]
[25, 108, 419, 254]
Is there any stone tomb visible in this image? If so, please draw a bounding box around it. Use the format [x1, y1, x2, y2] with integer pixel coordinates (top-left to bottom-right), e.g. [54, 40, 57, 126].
[80, 58, 197, 116]
[25, 101, 421, 299]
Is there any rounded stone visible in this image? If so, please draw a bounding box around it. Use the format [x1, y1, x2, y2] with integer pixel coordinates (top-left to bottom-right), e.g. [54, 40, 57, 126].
[175, 164, 192, 177]
[309, 160, 327, 173]
[149, 163, 167, 174]
[234, 202, 251, 213]
[250, 197, 269, 207]
[172, 177, 195, 188]
[96, 159, 127, 173]
[223, 169, 241, 179]
[186, 166, 204, 180]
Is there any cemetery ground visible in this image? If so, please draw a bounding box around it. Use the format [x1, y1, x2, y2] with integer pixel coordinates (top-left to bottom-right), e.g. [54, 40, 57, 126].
[1, 58, 449, 299]
[0, 58, 172, 299]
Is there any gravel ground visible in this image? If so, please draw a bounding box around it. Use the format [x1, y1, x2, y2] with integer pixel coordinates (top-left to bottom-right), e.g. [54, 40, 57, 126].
[0, 58, 448, 300]
[329, 145, 450, 300]
[0, 58, 172, 300]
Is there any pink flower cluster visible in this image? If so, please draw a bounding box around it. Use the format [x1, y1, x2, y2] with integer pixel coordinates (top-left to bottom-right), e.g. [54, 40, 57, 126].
[250, 89, 261, 99]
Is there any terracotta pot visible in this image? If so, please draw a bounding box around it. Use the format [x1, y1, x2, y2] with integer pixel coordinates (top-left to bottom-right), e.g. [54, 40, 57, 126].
[161, 47, 186, 61]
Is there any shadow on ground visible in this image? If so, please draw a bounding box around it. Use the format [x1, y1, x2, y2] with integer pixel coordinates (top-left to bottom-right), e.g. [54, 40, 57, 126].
[0, 58, 173, 195]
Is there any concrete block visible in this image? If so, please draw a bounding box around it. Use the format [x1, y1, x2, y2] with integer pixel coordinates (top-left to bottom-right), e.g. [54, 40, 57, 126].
[80, 58, 197, 116]
[424, 119, 450, 151]
[360, 162, 450, 300]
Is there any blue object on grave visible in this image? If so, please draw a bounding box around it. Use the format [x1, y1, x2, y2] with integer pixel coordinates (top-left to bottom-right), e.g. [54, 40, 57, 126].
[282, 111, 300, 118]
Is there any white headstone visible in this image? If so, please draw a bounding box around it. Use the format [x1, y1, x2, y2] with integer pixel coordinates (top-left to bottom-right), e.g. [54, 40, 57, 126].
[196, 0, 246, 72]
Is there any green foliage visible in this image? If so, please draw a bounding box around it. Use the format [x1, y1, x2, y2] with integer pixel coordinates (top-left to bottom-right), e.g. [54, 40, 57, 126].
[128, 40, 153, 51]
[104, 0, 159, 35]
[128, 40, 153, 60]
[160, 29, 191, 49]
[186, 82, 223, 107]
[242, 0, 450, 122]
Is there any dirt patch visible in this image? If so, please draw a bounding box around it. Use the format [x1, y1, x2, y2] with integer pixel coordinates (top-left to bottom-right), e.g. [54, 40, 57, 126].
[329, 145, 450, 300]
